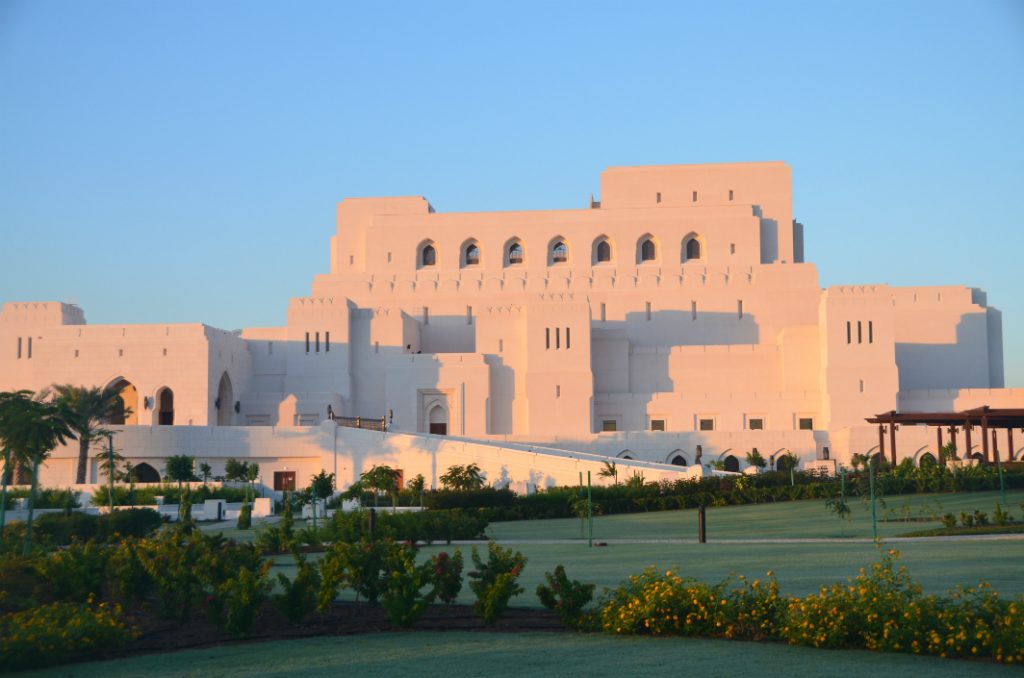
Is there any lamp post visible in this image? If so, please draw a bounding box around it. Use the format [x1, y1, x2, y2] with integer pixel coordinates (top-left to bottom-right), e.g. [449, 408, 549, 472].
[107, 433, 115, 512]
[868, 455, 878, 541]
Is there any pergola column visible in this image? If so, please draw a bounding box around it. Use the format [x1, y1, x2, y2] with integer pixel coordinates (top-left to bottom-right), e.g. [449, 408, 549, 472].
[965, 423, 973, 460]
[889, 420, 898, 466]
[981, 414, 990, 463]
[1010, 428, 1016, 462]
[991, 429, 999, 464]
[878, 424, 886, 463]
[937, 427, 944, 464]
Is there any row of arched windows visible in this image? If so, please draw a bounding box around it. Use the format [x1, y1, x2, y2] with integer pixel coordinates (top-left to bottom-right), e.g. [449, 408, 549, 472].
[418, 234, 705, 269]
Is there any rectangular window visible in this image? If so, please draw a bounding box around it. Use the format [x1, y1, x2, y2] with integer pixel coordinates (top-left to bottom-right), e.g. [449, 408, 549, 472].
[387, 252, 392, 264]
[467, 306, 473, 325]
[555, 385, 561, 398]
[645, 301, 652, 321]
[498, 339, 504, 352]
[730, 243, 736, 254]
[728, 189, 734, 201]
[868, 321, 873, 344]
[305, 332, 310, 353]
[650, 419, 666, 432]
[602, 419, 617, 432]
[374, 341, 379, 354]
[600, 303, 606, 322]
[555, 327, 560, 349]
[692, 191, 698, 202]
[16, 337, 21, 359]
[566, 327, 571, 349]
[27, 337, 32, 359]
[315, 331, 320, 353]
[423, 307, 429, 325]
[799, 417, 814, 430]
[74, 349, 79, 358]
[325, 332, 330, 351]
[738, 300, 743, 319]
[162, 348, 167, 356]
[691, 301, 697, 320]
[846, 321, 851, 344]
[748, 418, 764, 430]
[546, 328, 550, 349]
[857, 321, 862, 344]
[656, 192, 661, 204]
[117, 348, 123, 358]
[859, 379, 864, 393]
[699, 418, 715, 431]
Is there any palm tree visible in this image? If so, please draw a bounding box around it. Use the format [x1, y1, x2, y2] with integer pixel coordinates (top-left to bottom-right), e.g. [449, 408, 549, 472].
[49, 384, 127, 484]
[598, 461, 618, 485]
[0, 391, 75, 553]
[164, 454, 196, 520]
[0, 391, 35, 530]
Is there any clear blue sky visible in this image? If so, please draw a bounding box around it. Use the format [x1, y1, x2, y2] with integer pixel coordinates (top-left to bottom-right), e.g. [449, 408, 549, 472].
[1, 1, 1022, 385]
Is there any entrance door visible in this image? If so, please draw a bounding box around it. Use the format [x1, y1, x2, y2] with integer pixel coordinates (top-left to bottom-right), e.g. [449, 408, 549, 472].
[274, 471, 296, 492]
[428, 404, 448, 436]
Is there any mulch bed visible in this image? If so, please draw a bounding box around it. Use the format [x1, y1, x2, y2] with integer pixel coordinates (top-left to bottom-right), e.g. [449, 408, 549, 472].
[84, 601, 565, 664]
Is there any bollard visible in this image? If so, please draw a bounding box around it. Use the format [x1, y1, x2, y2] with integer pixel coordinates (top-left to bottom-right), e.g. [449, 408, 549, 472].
[368, 507, 377, 536]
[698, 505, 707, 543]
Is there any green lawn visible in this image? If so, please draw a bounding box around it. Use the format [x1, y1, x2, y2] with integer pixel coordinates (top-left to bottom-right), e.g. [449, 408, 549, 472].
[24, 632, 1022, 678]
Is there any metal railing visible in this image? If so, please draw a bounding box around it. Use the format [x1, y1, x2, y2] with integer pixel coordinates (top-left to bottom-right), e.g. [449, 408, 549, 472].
[331, 414, 387, 432]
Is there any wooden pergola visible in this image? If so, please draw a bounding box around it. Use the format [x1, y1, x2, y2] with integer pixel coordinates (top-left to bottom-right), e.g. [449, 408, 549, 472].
[864, 407, 1024, 466]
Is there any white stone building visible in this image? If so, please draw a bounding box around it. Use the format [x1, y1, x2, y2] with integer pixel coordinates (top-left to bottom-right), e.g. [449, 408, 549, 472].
[2, 162, 1020, 493]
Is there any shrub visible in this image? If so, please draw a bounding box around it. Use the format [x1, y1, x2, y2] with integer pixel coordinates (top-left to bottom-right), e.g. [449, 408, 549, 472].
[537, 565, 595, 629]
[0, 600, 135, 672]
[274, 552, 321, 624]
[35, 540, 110, 603]
[106, 537, 153, 606]
[468, 542, 526, 625]
[208, 564, 271, 638]
[430, 550, 464, 605]
[993, 503, 1011, 526]
[325, 538, 397, 604]
[380, 543, 436, 627]
[0, 555, 48, 613]
[237, 502, 252, 529]
[942, 513, 957, 529]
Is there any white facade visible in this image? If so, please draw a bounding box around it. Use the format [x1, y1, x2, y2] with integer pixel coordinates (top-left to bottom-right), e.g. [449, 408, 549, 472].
[2, 162, 1021, 490]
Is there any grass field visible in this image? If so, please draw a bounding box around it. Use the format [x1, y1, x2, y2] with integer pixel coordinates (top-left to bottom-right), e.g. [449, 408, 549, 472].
[24, 632, 1022, 678]
[258, 490, 1024, 604]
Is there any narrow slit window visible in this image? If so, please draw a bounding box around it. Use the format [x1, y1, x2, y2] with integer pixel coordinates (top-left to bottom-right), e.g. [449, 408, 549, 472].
[375, 341, 379, 354]
[162, 348, 167, 356]
[846, 321, 851, 344]
[728, 189, 734, 201]
[16, 337, 22, 359]
[566, 327, 571, 349]
[555, 385, 561, 398]
[656, 192, 662, 204]
[27, 337, 32, 359]
[315, 332, 320, 353]
[498, 339, 504, 353]
[387, 252, 392, 264]
[545, 328, 550, 349]
[325, 332, 330, 351]
[738, 300, 744, 319]
[730, 243, 736, 254]
[467, 306, 473, 325]
[868, 321, 873, 344]
[423, 307, 429, 325]
[859, 379, 864, 393]
[600, 303, 607, 322]
[268, 341, 273, 355]
[305, 332, 310, 353]
[74, 349, 79, 358]
[555, 327, 561, 349]
[857, 321, 862, 344]
[645, 301, 652, 321]
[692, 191, 698, 202]
[691, 301, 697, 320]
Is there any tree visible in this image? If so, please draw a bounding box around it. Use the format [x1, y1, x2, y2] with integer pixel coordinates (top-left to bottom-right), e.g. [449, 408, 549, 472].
[308, 470, 335, 528]
[745, 449, 767, 471]
[440, 463, 486, 491]
[0, 390, 75, 553]
[360, 465, 402, 507]
[598, 461, 618, 485]
[119, 459, 137, 506]
[199, 462, 213, 485]
[776, 451, 800, 472]
[93, 438, 124, 511]
[245, 462, 260, 502]
[224, 458, 249, 483]
[49, 384, 127, 484]
[406, 473, 426, 506]
[164, 454, 196, 520]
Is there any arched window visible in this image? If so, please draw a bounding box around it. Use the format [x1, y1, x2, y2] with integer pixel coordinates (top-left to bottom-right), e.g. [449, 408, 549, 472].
[670, 455, 687, 466]
[596, 240, 611, 263]
[464, 244, 480, 266]
[133, 462, 161, 484]
[640, 238, 656, 262]
[421, 244, 437, 267]
[724, 455, 739, 472]
[919, 452, 937, 468]
[552, 241, 568, 263]
[507, 242, 523, 265]
[156, 387, 174, 426]
[686, 238, 701, 260]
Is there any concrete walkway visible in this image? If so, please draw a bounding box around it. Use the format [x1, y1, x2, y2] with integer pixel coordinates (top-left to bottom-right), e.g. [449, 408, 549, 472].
[451, 534, 1024, 545]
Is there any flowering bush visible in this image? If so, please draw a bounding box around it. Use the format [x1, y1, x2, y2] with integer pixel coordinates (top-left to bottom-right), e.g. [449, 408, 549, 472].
[430, 550, 464, 605]
[468, 542, 526, 625]
[207, 564, 272, 638]
[35, 540, 110, 603]
[597, 568, 782, 639]
[0, 599, 136, 671]
[537, 565, 595, 629]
